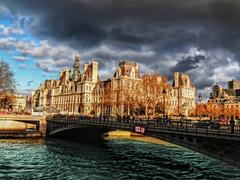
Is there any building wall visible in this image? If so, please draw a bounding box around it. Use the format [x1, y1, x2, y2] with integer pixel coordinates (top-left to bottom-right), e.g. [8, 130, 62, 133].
[173, 72, 196, 117]
[228, 79, 240, 90]
[11, 95, 27, 112]
[208, 82, 240, 120]
[92, 62, 195, 117]
[32, 58, 196, 117]
[32, 56, 99, 115]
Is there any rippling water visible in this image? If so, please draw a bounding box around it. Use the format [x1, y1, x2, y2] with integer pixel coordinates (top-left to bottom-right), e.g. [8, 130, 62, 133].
[0, 137, 240, 180]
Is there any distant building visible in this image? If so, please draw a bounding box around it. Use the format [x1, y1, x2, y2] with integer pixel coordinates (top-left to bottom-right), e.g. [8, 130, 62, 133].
[228, 79, 240, 90]
[11, 95, 27, 113]
[32, 56, 196, 117]
[208, 80, 240, 120]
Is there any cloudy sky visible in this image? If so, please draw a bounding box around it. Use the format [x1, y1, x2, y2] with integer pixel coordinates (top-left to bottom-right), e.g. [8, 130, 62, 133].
[0, 0, 240, 99]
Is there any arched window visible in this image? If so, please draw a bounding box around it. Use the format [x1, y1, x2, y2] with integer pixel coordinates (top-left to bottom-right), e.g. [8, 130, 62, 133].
[130, 68, 135, 78]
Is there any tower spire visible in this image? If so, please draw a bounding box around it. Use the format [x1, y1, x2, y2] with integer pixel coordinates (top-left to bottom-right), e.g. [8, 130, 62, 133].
[73, 54, 80, 81]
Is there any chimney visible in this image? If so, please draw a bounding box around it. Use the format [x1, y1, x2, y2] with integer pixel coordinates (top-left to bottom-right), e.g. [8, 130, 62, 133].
[174, 72, 180, 87]
[91, 61, 99, 83]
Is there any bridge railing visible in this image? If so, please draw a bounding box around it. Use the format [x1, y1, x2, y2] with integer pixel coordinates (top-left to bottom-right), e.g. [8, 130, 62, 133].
[47, 115, 240, 137]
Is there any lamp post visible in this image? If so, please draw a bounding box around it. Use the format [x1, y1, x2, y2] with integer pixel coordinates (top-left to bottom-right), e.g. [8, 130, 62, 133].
[198, 94, 202, 120]
[162, 89, 166, 120]
[182, 102, 187, 119]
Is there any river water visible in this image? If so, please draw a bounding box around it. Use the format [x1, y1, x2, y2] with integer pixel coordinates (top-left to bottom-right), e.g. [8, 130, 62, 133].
[0, 136, 240, 180]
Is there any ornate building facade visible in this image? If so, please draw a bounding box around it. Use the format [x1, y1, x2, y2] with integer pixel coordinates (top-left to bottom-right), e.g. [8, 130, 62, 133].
[207, 80, 240, 120]
[32, 56, 99, 114]
[32, 56, 196, 117]
[92, 61, 142, 116]
[172, 72, 196, 117]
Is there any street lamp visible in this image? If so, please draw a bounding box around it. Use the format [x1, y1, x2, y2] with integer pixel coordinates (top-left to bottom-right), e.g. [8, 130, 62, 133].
[198, 94, 202, 120]
[162, 89, 166, 120]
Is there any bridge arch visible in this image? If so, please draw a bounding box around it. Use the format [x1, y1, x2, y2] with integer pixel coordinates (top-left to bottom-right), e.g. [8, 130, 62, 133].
[47, 122, 113, 142]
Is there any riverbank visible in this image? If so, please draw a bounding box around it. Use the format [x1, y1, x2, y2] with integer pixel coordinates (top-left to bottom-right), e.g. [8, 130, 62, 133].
[0, 132, 43, 139]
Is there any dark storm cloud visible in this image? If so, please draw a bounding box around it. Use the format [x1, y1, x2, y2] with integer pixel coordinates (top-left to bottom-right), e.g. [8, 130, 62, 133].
[170, 55, 204, 73]
[110, 27, 151, 45]
[169, 54, 215, 90]
[2, 0, 240, 94]
[3, 0, 240, 52]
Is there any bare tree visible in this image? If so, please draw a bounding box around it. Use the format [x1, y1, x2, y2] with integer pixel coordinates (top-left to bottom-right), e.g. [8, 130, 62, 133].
[195, 103, 209, 119]
[0, 61, 16, 92]
[140, 74, 168, 118]
[121, 80, 141, 116]
[99, 80, 112, 116]
[0, 60, 16, 109]
[0, 93, 15, 109]
[207, 101, 224, 119]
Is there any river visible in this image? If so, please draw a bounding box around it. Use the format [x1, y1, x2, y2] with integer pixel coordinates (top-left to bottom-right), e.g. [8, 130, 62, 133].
[0, 136, 240, 179]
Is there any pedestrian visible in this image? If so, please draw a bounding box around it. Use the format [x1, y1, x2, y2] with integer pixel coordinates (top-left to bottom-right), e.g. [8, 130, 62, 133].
[230, 117, 235, 133]
[156, 118, 160, 126]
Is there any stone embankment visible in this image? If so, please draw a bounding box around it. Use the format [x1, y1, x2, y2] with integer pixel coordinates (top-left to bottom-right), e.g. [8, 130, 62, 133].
[0, 115, 46, 138]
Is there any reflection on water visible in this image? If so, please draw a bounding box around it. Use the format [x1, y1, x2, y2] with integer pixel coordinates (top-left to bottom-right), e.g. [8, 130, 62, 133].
[0, 137, 239, 179]
[0, 138, 45, 144]
[107, 131, 176, 147]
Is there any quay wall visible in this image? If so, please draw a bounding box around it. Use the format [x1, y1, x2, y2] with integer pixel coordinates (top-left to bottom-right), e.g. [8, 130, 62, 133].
[0, 120, 35, 130]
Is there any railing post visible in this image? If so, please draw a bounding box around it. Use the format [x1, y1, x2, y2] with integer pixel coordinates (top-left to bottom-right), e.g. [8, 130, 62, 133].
[196, 123, 197, 135]
[147, 117, 149, 128]
[186, 122, 188, 133]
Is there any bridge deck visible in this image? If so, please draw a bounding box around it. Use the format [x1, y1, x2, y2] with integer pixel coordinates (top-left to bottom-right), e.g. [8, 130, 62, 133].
[47, 116, 240, 140]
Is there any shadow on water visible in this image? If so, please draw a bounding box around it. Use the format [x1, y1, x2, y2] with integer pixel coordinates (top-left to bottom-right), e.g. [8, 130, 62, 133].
[47, 127, 109, 144]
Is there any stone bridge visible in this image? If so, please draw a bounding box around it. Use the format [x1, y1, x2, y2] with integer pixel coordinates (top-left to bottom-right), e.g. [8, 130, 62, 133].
[47, 115, 240, 169]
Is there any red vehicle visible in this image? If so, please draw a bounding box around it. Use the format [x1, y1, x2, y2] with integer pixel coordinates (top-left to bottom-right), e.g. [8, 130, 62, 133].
[220, 118, 228, 125]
